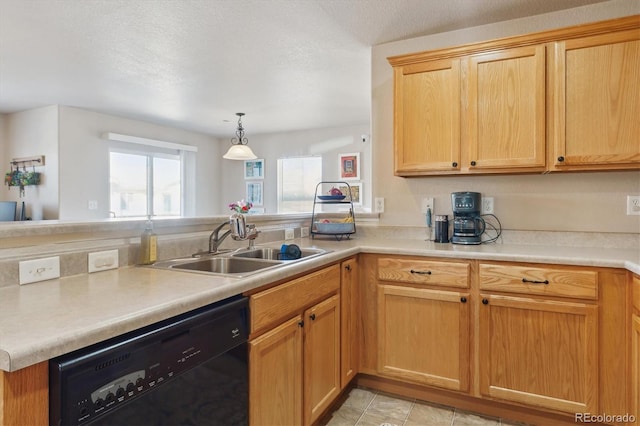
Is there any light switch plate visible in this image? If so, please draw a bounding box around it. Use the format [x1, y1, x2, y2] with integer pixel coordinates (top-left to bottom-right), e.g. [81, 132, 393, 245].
[284, 228, 295, 240]
[88, 249, 119, 273]
[19, 256, 60, 285]
[300, 227, 309, 238]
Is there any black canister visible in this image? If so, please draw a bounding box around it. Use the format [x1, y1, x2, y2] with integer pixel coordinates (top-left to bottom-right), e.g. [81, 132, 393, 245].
[434, 215, 449, 243]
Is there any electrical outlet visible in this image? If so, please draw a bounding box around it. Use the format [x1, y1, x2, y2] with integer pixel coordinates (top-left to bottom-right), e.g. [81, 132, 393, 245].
[19, 256, 60, 285]
[482, 197, 494, 214]
[300, 226, 309, 238]
[627, 195, 640, 215]
[88, 249, 119, 273]
[285, 228, 295, 240]
[88, 200, 98, 210]
[375, 197, 385, 213]
[421, 197, 434, 214]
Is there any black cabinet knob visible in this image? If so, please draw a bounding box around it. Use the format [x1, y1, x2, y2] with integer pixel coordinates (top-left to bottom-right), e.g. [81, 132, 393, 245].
[345, 264, 352, 271]
[452, 162, 458, 167]
[558, 156, 565, 162]
[460, 297, 467, 303]
[470, 161, 477, 166]
[310, 313, 316, 321]
[482, 299, 489, 305]
[298, 320, 304, 327]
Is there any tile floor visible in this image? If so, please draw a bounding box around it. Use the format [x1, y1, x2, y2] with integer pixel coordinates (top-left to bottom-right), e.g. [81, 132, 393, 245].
[320, 387, 522, 426]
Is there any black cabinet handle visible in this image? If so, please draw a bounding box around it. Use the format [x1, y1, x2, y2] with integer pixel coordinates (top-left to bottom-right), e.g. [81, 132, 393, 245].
[482, 299, 489, 305]
[470, 161, 477, 166]
[310, 313, 316, 321]
[557, 156, 565, 162]
[460, 297, 467, 303]
[345, 264, 352, 271]
[522, 278, 549, 285]
[298, 320, 304, 327]
[410, 269, 432, 275]
[452, 162, 458, 168]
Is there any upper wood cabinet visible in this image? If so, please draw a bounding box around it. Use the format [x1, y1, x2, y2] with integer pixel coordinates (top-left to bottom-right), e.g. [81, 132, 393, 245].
[466, 45, 546, 172]
[388, 15, 640, 176]
[393, 58, 461, 175]
[550, 29, 640, 171]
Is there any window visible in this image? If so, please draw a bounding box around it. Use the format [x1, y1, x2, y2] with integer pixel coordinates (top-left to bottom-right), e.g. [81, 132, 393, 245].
[110, 150, 182, 217]
[277, 156, 322, 213]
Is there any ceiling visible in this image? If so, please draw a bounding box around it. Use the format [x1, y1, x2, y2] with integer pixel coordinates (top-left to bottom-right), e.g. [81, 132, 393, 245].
[0, 0, 608, 137]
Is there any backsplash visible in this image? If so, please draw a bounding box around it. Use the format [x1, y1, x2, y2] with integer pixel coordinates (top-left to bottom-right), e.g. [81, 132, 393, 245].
[1, 217, 637, 288]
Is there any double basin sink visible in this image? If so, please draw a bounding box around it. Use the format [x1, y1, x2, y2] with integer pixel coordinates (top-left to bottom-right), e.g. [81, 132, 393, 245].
[150, 245, 329, 277]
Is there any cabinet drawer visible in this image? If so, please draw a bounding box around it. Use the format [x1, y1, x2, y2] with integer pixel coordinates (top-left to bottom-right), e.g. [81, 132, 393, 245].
[250, 264, 340, 333]
[479, 263, 597, 299]
[633, 275, 640, 312]
[378, 258, 469, 288]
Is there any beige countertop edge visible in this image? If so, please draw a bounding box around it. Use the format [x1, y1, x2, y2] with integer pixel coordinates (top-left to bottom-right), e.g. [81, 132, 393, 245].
[1, 238, 638, 372]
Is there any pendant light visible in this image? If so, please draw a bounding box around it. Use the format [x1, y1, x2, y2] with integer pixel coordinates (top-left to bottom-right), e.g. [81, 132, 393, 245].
[223, 112, 257, 160]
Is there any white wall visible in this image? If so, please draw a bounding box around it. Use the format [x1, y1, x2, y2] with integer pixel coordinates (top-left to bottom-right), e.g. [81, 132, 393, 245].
[371, 0, 640, 233]
[0, 114, 6, 185]
[220, 124, 371, 214]
[58, 106, 221, 220]
[2, 106, 59, 220]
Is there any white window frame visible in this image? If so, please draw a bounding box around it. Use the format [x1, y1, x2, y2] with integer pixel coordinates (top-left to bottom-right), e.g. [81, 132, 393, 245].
[105, 133, 197, 217]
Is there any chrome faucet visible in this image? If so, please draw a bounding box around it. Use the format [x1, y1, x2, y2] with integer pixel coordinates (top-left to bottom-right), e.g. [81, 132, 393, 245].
[208, 221, 232, 254]
[230, 215, 260, 247]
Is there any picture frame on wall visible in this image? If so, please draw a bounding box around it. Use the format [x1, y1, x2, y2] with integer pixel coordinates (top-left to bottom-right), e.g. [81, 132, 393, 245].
[339, 153, 360, 180]
[246, 181, 263, 206]
[244, 159, 264, 179]
[338, 182, 362, 206]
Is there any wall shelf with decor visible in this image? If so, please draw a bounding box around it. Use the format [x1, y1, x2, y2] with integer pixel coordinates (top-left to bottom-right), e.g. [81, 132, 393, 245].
[310, 181, 356, 241]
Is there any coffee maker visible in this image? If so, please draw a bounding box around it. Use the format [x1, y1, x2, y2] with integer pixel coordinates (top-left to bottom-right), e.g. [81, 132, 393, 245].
[451, 192, 485, 245]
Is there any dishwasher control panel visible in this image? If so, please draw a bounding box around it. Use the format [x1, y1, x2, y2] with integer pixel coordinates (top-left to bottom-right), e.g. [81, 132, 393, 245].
[49, 296, 248, 426]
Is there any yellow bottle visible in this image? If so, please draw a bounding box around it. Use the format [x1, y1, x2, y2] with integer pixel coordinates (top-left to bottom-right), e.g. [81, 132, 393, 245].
[139, 216, 157, 265]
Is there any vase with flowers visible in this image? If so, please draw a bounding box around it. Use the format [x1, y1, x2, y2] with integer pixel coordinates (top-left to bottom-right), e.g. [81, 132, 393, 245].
[228, 199, 252, 238]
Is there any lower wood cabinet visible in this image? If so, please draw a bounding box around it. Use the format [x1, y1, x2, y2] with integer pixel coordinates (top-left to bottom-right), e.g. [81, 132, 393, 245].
[479, 294, 598, 413]
[377, 285, 470, 392]
[249, 316, 303, 426]
[340, 257, 359, 388]
[633, 313, 640, 425]
[248, 264, 342, 426]
[249, 293, 341, 426]
[633, 274, 640, 424]
[303, 294, 341, 425]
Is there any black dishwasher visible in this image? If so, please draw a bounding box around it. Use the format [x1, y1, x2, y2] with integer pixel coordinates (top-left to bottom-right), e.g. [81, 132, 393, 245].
[50, 295, 248, 426]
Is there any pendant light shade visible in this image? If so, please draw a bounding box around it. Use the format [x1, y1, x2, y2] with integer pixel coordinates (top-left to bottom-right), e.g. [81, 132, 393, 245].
[223, 112, 257, 160]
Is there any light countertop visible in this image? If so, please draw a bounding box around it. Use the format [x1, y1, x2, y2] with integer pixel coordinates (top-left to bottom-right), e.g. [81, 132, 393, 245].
[1, 237, 638, 372]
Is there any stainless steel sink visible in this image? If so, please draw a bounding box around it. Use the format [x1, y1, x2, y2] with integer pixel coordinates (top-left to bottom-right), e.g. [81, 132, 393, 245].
[148, 245, 330, 277]
[170, 257, 282, 274]
[231, 246, 327, 261]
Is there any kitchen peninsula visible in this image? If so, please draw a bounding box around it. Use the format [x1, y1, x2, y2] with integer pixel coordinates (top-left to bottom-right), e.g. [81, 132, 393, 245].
[0, 217, 638, 425]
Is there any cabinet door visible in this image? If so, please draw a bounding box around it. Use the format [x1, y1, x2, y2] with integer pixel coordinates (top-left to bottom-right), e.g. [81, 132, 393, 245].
[466, 45, 546, 171]
[249, 316, 303, 426]
[633, 314, 640, 424]
[304, 294, 341, 426]
[378, 284, 470, 392]
[551, 30, 640, 170]
[393, 58, 461, 175]
[479, 294, 598, 414]
[340, 257, 358, 389]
